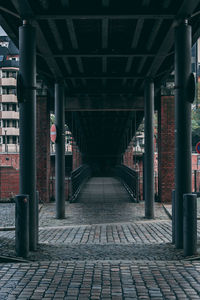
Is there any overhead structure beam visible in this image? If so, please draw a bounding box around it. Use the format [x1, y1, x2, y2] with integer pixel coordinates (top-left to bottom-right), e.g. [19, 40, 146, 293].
[143, 0, 150, 7]
[131, 19, 144, 49]
[36, 14, 176, 20]
[102, 0, 110, 7]
[147, 0, 199, 78]
[63, 74, 145, 79]
[146, 19, 162, 51]
[11, 0, 62, 79]
[54, 52, 160, 57]
[66, 18, 86, 85]
[65, 96, 144, 111]
[47, 19, 63, 51]
[102, 18, 109, 49]
[61, 0, 70, 7]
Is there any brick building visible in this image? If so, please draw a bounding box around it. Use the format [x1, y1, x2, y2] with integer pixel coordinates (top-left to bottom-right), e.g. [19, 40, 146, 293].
[0, 35, 19, 153]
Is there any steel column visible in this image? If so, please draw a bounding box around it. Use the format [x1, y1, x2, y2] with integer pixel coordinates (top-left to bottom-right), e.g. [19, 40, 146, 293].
[144, 79, 154, 219]
[55, 82, 65, 219]
[183, 194, 197, 256]
[19, 21, 37, 251]
[175, 20, 192, 249]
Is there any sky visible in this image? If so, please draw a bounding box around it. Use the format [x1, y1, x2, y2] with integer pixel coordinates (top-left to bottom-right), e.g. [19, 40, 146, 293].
[0, 26, 7, 36]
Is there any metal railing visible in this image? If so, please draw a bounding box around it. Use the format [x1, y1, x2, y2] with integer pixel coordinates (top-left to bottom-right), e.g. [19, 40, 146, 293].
[115, 164, 139, 202]
[70, 164, 91, 202]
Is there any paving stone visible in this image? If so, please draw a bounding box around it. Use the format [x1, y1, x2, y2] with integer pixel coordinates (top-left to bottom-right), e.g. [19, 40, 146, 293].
[0, 177, 200, 299]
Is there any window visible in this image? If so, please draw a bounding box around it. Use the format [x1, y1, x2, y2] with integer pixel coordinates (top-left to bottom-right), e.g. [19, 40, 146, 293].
[2, 104, 7, 111]
[13, 136, 16, 144]
[0, 41, 9, 48]
[197, 156, 200, 168]
[0, 103, 2, 111]
[0, 136, 2, 144]
[0, 120, 2, 128]
[0, 55, 3, 62]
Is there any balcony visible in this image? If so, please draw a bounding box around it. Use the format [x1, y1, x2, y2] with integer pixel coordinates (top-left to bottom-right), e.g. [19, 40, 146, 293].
[1, 128, 19, 135]
[0, 144, 19, 153]
[1, 60, 19, 68]
[0, 78, 17, 86]
[0, 94, 17, 103]
[0, 111, 19, 119]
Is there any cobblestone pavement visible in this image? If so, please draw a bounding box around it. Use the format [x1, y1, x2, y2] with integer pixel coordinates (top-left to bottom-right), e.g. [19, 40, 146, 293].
[1, 260, 200, 299]
[0, 177, 200, 299]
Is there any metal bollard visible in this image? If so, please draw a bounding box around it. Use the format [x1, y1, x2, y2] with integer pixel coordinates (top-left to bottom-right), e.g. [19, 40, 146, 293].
[172, 190, 175, 244]
[36, 191, 39, 246]
[183, 193, 197, 257]
[15, 194, 29, 258]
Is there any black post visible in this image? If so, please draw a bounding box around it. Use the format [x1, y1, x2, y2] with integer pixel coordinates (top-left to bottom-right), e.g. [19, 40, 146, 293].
[19, 21, 37, 251]
[55, 82, 65, 219]
[142, 153, 145, 201]
[144, 79, 154, 218]
[36, 190, 39, 245]
[172, 190, 175, 244]
[183, 193, 197, 256]
[194, 170, 197, 192]
[15, 195, 29, 258]
[175, 20, 192, 249]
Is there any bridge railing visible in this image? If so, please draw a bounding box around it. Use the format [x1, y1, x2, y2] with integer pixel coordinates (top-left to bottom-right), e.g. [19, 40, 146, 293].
[70, 164, 91, 202]
[115, 164, 139, 202]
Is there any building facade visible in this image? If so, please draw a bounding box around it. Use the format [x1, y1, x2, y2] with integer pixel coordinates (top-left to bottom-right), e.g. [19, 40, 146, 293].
[0, 36, 19, 153]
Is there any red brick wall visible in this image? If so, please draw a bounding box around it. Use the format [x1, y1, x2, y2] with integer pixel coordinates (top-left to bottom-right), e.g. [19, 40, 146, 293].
[158, 96, 175, 203]
[0, 166, 19, 199]
[123, 142, 134, 169]
[36, 96, 51, 202]
[0, 153, 19, 169]
[72, 140, 82, 170]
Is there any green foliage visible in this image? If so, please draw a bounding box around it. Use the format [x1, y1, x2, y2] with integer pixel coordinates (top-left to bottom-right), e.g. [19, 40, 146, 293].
[50, 114, 55, 126]
[192, 108, 200, 133]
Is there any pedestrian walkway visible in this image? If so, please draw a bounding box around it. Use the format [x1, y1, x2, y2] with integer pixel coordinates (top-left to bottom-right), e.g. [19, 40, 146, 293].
[0, 177, 200, 299]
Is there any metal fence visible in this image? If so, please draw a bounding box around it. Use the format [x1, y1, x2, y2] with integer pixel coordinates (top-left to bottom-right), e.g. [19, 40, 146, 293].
[70, 164, 91, 203]
[115, 164, 139, 202]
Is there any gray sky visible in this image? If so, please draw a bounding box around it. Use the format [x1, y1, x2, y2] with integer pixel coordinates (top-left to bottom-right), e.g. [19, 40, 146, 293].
[0, 26, 7, 36]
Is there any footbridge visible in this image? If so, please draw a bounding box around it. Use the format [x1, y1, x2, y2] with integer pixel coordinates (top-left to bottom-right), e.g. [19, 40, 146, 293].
[0, 0, 200, 255]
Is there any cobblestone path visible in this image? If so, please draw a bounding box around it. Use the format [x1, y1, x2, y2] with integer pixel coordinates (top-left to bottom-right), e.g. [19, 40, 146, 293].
[0, 177, 200, 299]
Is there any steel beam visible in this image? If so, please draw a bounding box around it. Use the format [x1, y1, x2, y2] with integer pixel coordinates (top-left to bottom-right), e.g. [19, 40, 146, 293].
[144, 79, 154, 219]
[55, 82, 65, 219]
[36, 14, 175, 20]
[19, 21, 37, 251]
[175, 20, 192, 249]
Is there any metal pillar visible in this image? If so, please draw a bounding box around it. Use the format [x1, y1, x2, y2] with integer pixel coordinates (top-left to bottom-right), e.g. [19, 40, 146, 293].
[55, 82, 65, 219]
[144, 79, 154, 219]
[19, 21, 37, 251]
[183, 194, 197, 256]
[15, 195, 29, 258]
[172, 190, 175, 244]
[175, 20, 192, 249]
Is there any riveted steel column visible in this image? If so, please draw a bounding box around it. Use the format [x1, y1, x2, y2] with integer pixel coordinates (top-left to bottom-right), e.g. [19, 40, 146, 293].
[175, 20, 192, 249]
[144, 79, 154, 219]
[55, 82, 65, 219]
[19, 21, 37, 251]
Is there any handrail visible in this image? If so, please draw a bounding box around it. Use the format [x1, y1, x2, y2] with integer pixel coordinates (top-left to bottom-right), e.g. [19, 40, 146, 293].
[70, 164, 91, 202]
[115, 164, 139, 202]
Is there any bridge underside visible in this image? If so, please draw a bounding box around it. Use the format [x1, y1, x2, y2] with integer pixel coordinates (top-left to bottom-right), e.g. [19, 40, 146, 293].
[1, 0, 200, 157]
[0, 0, 200, 252]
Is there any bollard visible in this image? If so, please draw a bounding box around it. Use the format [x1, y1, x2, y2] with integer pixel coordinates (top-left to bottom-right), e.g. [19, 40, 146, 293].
[183, 193, 197, 257]
[172, 190, 175, 244]
[36, 191, 39, 246]
[15, 194, 29, 258]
